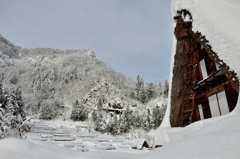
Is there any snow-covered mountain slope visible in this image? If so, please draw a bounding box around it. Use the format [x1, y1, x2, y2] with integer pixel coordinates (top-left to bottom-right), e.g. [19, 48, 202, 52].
[155, 0, 240, 156]
[0, 34, 163, 118]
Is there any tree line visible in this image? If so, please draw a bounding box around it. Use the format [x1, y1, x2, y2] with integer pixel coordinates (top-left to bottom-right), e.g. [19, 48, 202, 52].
[92, 104, 166, 136]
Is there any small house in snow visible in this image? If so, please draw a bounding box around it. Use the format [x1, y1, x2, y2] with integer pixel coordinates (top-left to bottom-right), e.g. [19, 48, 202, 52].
[170, 10, 239, 127]
[131, 139, 149, 150]
[138, 139, 149, 150]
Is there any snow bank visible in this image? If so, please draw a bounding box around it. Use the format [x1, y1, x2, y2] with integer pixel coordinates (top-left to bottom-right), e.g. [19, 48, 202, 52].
[0, 138, 94, 159]
[156, 0, 240, 145]
[140, 111, 240, 159]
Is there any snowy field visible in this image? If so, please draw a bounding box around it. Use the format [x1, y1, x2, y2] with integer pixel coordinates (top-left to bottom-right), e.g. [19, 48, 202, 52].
[0, 119, 149, 159]
[1, 113, 240, 159]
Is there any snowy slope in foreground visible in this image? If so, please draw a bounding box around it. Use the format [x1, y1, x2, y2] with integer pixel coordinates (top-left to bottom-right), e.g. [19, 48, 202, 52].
[0, 138, 94, 159]
[156, 0, 240, 151]
[0, 112, 239, 159]
[141, 111, 240, 159]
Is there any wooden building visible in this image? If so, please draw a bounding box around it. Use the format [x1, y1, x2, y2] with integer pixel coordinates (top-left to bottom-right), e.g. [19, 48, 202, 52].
[170, 10, 239, 127]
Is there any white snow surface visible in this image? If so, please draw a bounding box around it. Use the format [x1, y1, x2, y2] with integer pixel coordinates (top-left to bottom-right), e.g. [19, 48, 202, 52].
[0, 120, 148, 159]
[155, 0, 240, 155]
[0, 138, 94, 159]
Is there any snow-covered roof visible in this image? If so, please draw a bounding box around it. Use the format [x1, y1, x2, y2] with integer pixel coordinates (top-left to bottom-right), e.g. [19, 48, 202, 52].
[156, 0, 240, 145]
[171, 0, 240, 78]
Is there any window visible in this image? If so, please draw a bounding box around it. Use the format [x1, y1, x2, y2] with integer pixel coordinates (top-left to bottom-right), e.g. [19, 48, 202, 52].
[198, 104, 204, 120]
[208, 90, 229, 118]
[200, 59, 208, 79]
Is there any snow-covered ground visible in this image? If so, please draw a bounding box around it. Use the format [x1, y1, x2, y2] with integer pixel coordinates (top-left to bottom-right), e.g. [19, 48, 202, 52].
[1, 0, 240, 158]
[1, 112, 240, 159]
[0, 119, 150, 159]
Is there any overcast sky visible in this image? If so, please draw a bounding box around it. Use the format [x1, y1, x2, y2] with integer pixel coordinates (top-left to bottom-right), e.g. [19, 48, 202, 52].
[0, 0, 172, 84]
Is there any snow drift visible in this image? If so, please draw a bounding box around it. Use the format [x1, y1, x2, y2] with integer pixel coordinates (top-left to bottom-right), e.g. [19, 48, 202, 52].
[0, 138, 94, 159]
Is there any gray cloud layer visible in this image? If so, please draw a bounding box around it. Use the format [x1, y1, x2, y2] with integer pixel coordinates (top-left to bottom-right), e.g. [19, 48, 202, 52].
[0, 0, 172, 83]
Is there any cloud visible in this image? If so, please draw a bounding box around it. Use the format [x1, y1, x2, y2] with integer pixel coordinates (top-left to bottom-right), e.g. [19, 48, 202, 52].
[0, 0, 172, 83]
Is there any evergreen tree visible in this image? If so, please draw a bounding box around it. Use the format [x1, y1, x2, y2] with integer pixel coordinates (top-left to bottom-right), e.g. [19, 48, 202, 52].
[0, 81, 4, 105]
[107, 116, 114, 134]
[135, 75, 144, 101]
[145, 82, 156, 102]
[147, 108, 152, 130]
[0, 83, 29, 138]
[164, 79, 169, 98]
[15, 88, 25, 119]
[70, 100, 88, 121]
[132, 109, 141, 129]
[111, 116, 119, 136]
[151, 105, 166, 129]
[159, 81, 163, 96]
[92, 110, 98, 122]
[39, 103, 56, 120]
[139, 84, 146, 103]
[160, 104, 167, 123]
[97, 97, 102, 110]
[141, 109, 151, 131]
[152, 106, 159, 129]
[121, 105, 132, 133]
[5, 87, 21, 127]
[118, 117, 125, 134]
[0, 104, 9, 137]
[94, 113, 106, 133]
[145, 115, 151, 131]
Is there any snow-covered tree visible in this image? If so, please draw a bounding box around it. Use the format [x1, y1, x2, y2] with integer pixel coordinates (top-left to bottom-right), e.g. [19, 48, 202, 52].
[0, 81, 4, 105]
[132, 109, 142, 129]
[70, 100, 88, 121]
[120, 105, 132, 133]
[139, 84, 146, 103]
[146, 108, 152, 130]
[111, 116, 119, 136]
[39, 103, 57, 120]
[15, 88, 25, 119]
[0, 85, 30, 138]
[145, 82, 156, 102]
[97, 97, 103, 110]
[106, 116, 114, 134]
[158, 81, 163, 96]
[0, 104, 9, 138]
[135, 75, 144, 101]
[163, 79, 169, 98]
[5, 87, 21, 127]
[94, 112, 107, 133]
[152, 105, 166, 129]
[92, 110, 98, 122]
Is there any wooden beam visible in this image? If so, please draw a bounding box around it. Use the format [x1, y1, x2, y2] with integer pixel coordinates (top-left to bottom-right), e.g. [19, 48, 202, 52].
[195, 80, 231, 101]
[194, 70, 223, 88]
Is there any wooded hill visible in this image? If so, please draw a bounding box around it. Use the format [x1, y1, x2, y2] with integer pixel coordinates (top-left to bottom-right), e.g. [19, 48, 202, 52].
[0, 34, 168, 121]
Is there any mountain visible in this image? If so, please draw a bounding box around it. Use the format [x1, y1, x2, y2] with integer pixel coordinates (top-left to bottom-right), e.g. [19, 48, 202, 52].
[0, 34, 165, 119]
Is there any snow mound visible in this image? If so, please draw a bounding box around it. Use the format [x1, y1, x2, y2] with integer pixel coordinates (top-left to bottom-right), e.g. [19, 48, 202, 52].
[0, 138, 94, 159]
[140, 112, 240, 159]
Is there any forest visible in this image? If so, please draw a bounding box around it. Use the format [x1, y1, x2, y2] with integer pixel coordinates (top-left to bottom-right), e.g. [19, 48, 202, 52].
[0, 34, 168, 138]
